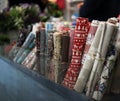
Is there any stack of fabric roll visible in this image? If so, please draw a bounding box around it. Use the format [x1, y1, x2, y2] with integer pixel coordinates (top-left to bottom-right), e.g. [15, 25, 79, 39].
[8, 17, 120, 101]
[74, 17, 120, 101]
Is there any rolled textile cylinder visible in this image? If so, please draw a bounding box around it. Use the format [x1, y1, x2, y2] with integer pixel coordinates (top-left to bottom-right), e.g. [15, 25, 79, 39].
[45, 22, 55, 77]
[39, 29, 46, 76]
[26, 55, 36, 70]
[54, 32, 70, 83]
[45, 31, 54, 78]
[22, 47, 36, 69]
[8, 44, 20, 60]
[9, 29, 28, 60]
[47, 58, 55, 81]
[110, 53, 120, 94]
[86, 21, 117, 97]
[36, 30, 41, 74]
[59, 32, 70, 83]
[86, 22, 106, 96]
[62, 17, 90, 89]
[92, 45, 118, 100]
[13, 32, 35, 62]
[16, 41, 35, 64]
[68, 29, 75, 62]
[32, 22, 44, 74]
[74, 22, 106, 92]
[81, 20, 99, 66]
[61, 32, 70, 63]
[53, 31, 62, 83]
[110, 27, 120, 94]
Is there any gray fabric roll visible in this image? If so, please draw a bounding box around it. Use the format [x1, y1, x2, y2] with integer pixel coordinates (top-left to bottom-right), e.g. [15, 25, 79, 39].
[86, 22, 117, 97]
[74, 22, 105, 92]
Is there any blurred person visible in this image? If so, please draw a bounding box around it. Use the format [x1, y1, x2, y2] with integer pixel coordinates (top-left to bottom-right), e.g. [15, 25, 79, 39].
[79, 0, 120, 21]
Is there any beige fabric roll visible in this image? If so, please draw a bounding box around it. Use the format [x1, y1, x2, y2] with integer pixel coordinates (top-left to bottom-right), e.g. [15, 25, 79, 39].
[92, 53, 118, 101]
[74, 22, 105, 92]
[53, 32, 62, 83]
[86, 22, 117, 97]
[81, 20, 99, 68]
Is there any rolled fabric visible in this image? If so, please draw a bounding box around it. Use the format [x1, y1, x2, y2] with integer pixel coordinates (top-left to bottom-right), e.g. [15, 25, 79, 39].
[22, 47, 36, 69]
[68, 29, 75, 62]
[62, 17, 90, 89]
[40, 29, 46, 75]
[74, 22, 106, 92]
[91, 18, 119, 99]
[92, 46, 118, 101]
[86, 22, 117, 97]
[81, 20, 99, 66]
[110, 27, 120, 94]
[16, 41, 35, 64]
[45, 29, 54, 78]
[26, 55, 36, 70]
[9, 29, 28, 60]
[59, 63, 69, 84]
[33, 63, 37, 72]
[45, 22, 55, 77]
[14, 23, 40, 63]
[110, 54, 120, 94]
[59, 33, 70, 84]
[8, 44, 20, 60]
[47, 58, 55, 81]
[45, 31, 54, 79]
[36, 30, 41, 73]
[13, 32, 35, 62]
[16, 28, 28, 47]
[61, 33, 70, 62]
[53, 31, 62, 83]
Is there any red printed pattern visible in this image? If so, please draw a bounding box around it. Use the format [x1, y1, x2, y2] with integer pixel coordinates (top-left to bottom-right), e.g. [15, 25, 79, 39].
[62, 18, 90, 89]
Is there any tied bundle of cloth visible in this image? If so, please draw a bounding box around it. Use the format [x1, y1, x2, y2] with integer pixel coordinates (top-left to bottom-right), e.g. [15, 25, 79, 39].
[73, 17, 120, 101]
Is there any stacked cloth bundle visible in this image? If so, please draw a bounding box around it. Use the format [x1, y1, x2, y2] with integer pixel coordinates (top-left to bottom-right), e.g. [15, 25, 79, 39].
[8, 17, 120, 101]
[8, 29, 28, 60]
[13, 23, 45, 74]
[62, 18, 90, 89]
[22, 47, 36, 69]
[46, 22, 70, 83]
[22, 23, 46, 75]
[13, 30, 36, 64]
[74, 17, 119, 100]
[13, 23, 41, 64]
